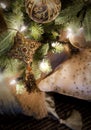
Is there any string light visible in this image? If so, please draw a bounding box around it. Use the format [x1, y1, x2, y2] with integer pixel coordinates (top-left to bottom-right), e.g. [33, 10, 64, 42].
[16, 84, 25, 94]
[66, 28, 73, 39]
[66, 27, 84, 39]
[20, 25, 27, 32]
[52, 42, 57, 47]
[39, 59, 52, 73]
[0, 2, 7, 9]
[10, 79, 16, 85]
[51, 42, 64, 53]
[9, 77, 25, 94]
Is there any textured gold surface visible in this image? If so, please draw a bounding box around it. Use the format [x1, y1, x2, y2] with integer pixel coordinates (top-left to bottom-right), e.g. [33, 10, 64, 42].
[8, 32, 41, 64]
[25, 0, 61, 23]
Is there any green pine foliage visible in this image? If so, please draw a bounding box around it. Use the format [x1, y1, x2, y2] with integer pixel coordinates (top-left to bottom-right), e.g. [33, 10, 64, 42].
[32, 44, 49, 79]
[33, 43, 49, 60]
[28, 22, 44, 41]
[32, 60, 41, 79]
[0, 0, 24, 55]
[0, 0, 91, 78]
[0, 30, 15, 55]
[55, 2, 84, 26]
[83, 8, 91, 41]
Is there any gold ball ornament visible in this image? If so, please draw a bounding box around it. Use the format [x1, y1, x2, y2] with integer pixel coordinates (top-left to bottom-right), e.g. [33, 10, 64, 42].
[25, 0, 61, 23]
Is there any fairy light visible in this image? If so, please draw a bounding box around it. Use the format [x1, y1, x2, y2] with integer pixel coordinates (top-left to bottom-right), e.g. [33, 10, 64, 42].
[16, 84, 25, 94]
[66, 27, 73, 39]
[39, 59, 52, 73]
[66, 27, 84, 39]
[51, 42, 64, 53]
[20, 25, 27, 32]
[52, 42, 57, 47]
[10, 79, 17, 85]
[0, 2, 7, 9]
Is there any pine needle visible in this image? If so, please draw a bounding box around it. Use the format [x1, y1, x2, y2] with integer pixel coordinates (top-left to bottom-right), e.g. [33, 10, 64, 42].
[0, 30, 16, 55]
[55, 3, 84, 25]
[28, 22, 44, 41]
[83, 8, 91, 41]
[0, 1, 24, 56]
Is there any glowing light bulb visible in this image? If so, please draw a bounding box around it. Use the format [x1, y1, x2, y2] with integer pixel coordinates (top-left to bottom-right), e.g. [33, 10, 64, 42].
[10, 79, 16, 85]
[52, 42, 57, 47]
[16, 84, 25, 94]
[66, 28, 73, 38]
[39, 59, 52, 73]
[20, 25, 27, 32]
[51, 42, 64, 53]
[0, 2, 7, 9]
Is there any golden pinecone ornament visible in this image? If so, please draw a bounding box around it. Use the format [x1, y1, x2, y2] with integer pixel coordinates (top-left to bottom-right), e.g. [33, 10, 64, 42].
[8, 32, 41, 64]
[25, 0, 61, 23]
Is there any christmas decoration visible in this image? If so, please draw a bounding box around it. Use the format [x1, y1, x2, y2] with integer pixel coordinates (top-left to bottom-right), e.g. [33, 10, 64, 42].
[24, 64, 40, 92]
[0, 0, 91, 129]
[39, 58, 52, 74]
[83, 8, 91, 42]
[8, 32, 41, 64]
[51, 41, 64, 53]
[16, 84, 25, 94]
[66, 27, 86, 49]
[25, 0, 61, 23]
[0, 70, 83, 129]
[29, 22, 44, 40]
[7, 31, 41, 92]
[0, 1, 7, 9]
[0, 0, 11, 10]
[38, 47, 91, 100]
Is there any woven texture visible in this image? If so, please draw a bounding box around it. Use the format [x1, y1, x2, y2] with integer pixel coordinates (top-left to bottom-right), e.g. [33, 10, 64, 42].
[0, 93, 91, 130]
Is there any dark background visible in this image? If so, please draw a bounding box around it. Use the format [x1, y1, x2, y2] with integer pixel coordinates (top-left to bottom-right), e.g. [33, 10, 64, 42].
[0, 93, 91, 130]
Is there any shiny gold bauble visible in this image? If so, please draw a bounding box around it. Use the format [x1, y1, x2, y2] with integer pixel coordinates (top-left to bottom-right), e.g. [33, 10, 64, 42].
[25, 0, 61, 23]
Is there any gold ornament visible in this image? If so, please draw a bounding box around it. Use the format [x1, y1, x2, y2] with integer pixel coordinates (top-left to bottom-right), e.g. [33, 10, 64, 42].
[8, 32, 41, 64]
[25, 0, 61, 23]
[7, 32, 41, 93]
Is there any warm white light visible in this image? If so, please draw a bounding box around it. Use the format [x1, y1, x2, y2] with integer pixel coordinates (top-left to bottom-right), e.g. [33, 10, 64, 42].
[16, 84, 25, 94]
[52, 42, 56, 47]
[52, 42, 60, 47]
[10, 79, 16, 85]
[51, 42, 64, 53]
[66, 28, 73, 38]
[0, 2, 7, 9]
[39, 59, 52, 73]
[20, 25, 27, 32]
[67, 28, 72, 32]
[40, 60, 49, 70]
